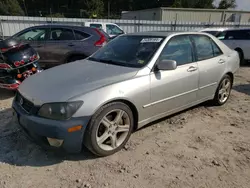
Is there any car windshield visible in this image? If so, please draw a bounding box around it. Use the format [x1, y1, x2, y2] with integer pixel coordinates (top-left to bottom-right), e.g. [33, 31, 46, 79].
[89, 35, 165, 68]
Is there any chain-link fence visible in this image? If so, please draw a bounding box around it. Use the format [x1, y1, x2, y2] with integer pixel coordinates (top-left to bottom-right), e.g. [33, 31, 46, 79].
[1, 15, 250, 37]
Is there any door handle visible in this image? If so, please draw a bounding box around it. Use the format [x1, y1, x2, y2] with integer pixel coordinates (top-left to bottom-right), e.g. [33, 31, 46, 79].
[187, 66, 198, 72]
[68, 43, 75, 47]
[218, 59, 225, 64]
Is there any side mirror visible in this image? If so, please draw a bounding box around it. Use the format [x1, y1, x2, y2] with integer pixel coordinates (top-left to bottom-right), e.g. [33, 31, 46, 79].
[156, 60, 177, 71]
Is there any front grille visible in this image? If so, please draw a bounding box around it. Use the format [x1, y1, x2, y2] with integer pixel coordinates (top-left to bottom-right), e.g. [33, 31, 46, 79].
[16, 92, 34, 113]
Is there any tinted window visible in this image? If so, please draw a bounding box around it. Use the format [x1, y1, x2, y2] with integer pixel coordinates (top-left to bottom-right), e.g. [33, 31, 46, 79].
[50, 28, 75, 40]
[225, 30, 250, 40]
[16, 28, 47, 41]
[159, 35, 193, 66]
[90, 24, 102, 29]
[106, 24, 124, 35]
[192, 35, 214, 61]
[74, 30, 90, 40]
[89, 36, 164, 68]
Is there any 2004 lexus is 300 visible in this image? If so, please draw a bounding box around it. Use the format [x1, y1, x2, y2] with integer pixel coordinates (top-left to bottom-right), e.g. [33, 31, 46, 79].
[13, 32, 239, 156]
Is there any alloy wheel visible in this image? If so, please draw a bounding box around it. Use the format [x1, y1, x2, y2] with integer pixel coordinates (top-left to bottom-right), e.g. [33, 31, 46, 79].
[96, 109, 131, 151]
[218, 77, 231, 103]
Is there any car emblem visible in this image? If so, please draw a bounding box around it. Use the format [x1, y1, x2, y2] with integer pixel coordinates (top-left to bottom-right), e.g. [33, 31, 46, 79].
[20, 97, 23, 105]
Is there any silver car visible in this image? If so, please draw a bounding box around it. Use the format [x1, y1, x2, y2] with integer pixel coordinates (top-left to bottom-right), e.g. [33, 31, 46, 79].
[12, 32, 239, 156]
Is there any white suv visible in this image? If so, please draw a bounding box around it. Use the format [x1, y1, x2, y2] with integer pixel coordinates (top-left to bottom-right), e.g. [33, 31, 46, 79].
[200, 28, 250, 65]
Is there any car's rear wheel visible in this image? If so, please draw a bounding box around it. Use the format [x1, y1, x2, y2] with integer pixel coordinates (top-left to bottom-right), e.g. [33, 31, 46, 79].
[212, 75, 232, 106]
[84, 102, 134, 156]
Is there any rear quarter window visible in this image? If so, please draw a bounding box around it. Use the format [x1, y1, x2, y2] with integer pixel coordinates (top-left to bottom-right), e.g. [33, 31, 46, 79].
[74, 30, 90, 40]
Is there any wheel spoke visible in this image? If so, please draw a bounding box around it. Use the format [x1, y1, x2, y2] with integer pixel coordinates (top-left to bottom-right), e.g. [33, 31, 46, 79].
[219, 89, 224, 95]
[116, 124, 130, 133]
[225, 82, 230, 90]
[222, 80, 226, 88]
[114, 110, 124, 124]
[110, 134, 118, 148]
[102, 117, 112, 128]
[97, 131, 110, 145]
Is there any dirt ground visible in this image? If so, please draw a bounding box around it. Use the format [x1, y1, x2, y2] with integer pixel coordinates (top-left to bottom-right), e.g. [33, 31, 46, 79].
[0, 67, 250, 188]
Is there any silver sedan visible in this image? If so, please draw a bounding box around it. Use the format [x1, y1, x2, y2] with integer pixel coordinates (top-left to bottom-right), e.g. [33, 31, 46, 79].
[13, 32, 239, 156]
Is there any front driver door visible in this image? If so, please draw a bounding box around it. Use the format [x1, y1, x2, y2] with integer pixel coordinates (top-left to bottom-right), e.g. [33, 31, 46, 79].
[149, 35, 199, 118]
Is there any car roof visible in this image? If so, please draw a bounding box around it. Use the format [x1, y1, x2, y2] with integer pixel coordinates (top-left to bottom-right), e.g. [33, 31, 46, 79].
[200, 28, 227, 32]
[126, 31, 211, 37]
[85, 22, 117, 25]
[26, 24, 91, 31]
[200, 27, 250, 32]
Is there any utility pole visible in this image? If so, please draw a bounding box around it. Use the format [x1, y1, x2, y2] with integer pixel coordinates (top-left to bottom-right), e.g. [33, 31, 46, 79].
[108, 1, 110, 19]
[23, 0, 28, 16]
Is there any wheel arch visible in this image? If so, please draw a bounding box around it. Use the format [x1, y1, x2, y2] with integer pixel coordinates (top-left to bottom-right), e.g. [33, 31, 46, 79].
[225, 72, 234, 84]
[234, 47, 244, 58]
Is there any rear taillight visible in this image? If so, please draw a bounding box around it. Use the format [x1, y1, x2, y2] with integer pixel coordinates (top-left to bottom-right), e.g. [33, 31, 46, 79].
[94, 28, 107, 47]
[0, 63, 11, 69]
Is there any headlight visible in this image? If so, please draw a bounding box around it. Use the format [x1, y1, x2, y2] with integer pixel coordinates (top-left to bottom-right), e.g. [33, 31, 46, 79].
[38, 101, 83, 120]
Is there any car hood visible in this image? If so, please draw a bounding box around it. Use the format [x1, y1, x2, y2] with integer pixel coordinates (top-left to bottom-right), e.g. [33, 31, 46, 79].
[18, 60, 139, 104]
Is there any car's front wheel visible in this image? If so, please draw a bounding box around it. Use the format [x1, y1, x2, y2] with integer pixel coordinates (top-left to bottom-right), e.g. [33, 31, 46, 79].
[84, 102, 134, 156]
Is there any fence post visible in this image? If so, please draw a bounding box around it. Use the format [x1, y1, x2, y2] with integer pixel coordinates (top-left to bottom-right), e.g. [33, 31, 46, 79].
[0, 18, 4, 40]
[223, 13, 226, 26]
[174, 13, 178, 31]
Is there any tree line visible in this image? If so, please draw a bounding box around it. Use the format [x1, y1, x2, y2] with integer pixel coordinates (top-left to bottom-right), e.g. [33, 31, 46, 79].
[0, 0, 237, 18]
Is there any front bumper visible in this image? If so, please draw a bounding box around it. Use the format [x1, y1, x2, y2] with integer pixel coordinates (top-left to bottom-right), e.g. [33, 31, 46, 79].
[12, 100, 91, 153]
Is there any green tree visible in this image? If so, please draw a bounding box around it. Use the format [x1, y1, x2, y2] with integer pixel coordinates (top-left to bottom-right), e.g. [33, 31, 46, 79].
[218, 0, 237, 9]
[172, 0, 215, 8]
[0, 0, 24, 15]
[83, 0, 104, 18]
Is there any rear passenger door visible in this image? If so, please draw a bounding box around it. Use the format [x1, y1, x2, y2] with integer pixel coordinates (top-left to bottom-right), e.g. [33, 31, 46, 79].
[191, 35, 226, 100]
[43, 27, 76, 67]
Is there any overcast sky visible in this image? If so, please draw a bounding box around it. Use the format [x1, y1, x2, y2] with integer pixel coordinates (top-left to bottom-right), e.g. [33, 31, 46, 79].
[236, 0, 250, 10]
[215, 0, 250, 11]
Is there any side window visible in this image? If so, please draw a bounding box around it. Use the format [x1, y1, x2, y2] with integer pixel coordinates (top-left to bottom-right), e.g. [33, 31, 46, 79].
[50, 28, 75, 41]
[192, 35, 214, 61]
[225, 30, 250, 40]
[15, 28, 47, 41]
[211, 40, 223, 57]
[106, 24, 124, 35]
[90, 24, 102, 29]
[159, 35, 193, 66]
[216, 31, 227, 40]
[74, 30, 90, 40]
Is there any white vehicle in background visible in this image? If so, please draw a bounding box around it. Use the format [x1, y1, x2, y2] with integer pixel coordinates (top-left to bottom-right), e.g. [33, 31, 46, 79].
[200, 28, 228, 36]
[84, 22, 125, 38]
[200, 28, 250, 65]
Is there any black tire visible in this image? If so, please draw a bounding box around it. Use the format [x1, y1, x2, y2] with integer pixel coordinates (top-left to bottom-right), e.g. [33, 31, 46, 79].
[212, 75, 232, 106]
[84, 102, 134, 157]
[235, 49, 245, 66]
